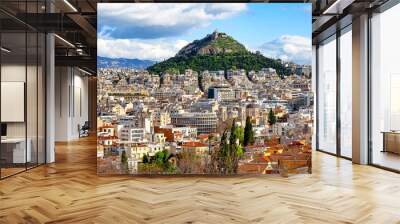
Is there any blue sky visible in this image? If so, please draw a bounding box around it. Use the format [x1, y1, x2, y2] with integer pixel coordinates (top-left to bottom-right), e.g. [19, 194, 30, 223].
[98, 3, 312, 64]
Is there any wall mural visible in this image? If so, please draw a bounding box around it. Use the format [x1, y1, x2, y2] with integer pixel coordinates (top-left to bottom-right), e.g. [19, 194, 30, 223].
[97, 3, 313, 175]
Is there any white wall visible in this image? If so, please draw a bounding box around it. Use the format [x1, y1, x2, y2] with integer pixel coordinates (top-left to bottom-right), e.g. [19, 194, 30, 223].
[1, 63, 46, 164]
[72, 72, 89, 138]
[1, 64, 27, 139]
[55, 67, 89, 141]
[55, 66, 69, 141]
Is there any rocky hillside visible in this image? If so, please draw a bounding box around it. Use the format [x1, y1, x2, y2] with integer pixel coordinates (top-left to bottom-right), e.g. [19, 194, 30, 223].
[175, 31, 247, 57]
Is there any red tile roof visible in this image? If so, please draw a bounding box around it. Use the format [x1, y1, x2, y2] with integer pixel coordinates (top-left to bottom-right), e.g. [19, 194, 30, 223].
[244, 145, 267, 149]
[182, 141, 208, 147]
[97, 136, 118, 140]
[132, 144, 147, 147]
[289, 141, 304, 146]
[251, 156, 269, 163]
[197, 134, 209, 139]
[238, 163, 268, 173]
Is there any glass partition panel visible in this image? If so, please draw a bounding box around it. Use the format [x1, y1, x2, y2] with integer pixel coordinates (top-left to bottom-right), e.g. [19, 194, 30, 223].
[317, 35, 337, 154]
[0, 1, 46, 179]
[1, 30, 27, 177]
[339, 27, 352, 158]
[371, 3, 400, 171]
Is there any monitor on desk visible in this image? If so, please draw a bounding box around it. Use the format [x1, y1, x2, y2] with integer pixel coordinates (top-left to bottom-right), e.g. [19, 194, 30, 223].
[1, 123, 7, 138]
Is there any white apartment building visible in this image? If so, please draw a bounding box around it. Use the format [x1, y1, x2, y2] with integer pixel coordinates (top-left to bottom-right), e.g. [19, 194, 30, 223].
[171, 112, 218, 134]
[120, 127, 146, 143]
[208, 86, 235, 101]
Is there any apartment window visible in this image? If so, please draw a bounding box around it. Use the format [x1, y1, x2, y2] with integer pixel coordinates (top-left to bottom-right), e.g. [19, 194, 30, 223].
[339, 26, 352, 158]
[370, 3, 400, 171]
[317, 35, 337, 154]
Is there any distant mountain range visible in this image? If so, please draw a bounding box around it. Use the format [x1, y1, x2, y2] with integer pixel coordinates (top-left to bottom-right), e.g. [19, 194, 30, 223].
[148, 31, 290, 76]
[97, 56, 156, 69]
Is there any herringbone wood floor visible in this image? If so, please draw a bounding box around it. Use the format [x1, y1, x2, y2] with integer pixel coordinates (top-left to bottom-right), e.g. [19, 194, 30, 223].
[1, 137, 400, 224]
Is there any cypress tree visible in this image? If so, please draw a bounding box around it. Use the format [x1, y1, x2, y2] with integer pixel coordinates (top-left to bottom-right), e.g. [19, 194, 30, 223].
[268, 108, 277, 134]
[142, 154, 149, 163]
[268, 108, 277, 126]
[243, 116, 254, 146]
[121, 150, 128, 164]
[121, 150, 128, 172]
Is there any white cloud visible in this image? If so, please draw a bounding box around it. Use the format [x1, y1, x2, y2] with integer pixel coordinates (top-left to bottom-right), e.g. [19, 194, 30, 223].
[98, 3, 247, 39]
[258, 35, 311, 65]
[98, 38, 189, 61]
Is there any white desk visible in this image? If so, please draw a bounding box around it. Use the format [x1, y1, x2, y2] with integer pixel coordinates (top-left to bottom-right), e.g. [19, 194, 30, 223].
[1, 138, 31, 163]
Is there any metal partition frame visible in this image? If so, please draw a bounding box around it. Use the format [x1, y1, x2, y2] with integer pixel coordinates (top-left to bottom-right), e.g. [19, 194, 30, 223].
[315, 0, 400, 173]
[0, 1, 48, 180]
[315, 20, 353, 160]
[367, 0, 400, 173]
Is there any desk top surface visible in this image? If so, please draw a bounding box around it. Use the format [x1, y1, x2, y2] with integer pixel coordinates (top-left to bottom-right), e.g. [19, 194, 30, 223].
[1, 138, 28, 143]
[381, 131, 400, 134]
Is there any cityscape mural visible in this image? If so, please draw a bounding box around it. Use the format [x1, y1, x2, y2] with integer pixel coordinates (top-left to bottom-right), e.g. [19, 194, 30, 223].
[97, 3, 313, 175]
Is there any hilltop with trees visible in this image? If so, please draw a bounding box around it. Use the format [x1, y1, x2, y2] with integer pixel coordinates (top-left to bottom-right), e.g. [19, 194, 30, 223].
[148, 31, 290, 76]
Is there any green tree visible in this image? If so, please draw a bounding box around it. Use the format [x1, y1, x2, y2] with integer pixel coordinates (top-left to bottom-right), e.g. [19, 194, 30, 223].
[140, 150, 177, 174]
[230, 121, 244, 145]
[147, 52, 290, 77]
[121, 150, 128, 164]
[227, 121, 243, 174]
[243, 116, 254, 146]
[219, 130, 229, 158]
[142, 154, 149, 163]
[212, 120, 246, 175]
[121, 150, 128, 171]
[229, 121, 239, 146]
[238, 127, 244, 145]
[154, 150, 170, 168]
[207, 133, 215, 155]
[268, 108, 277, 132]
[165, 68, 179, 75]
